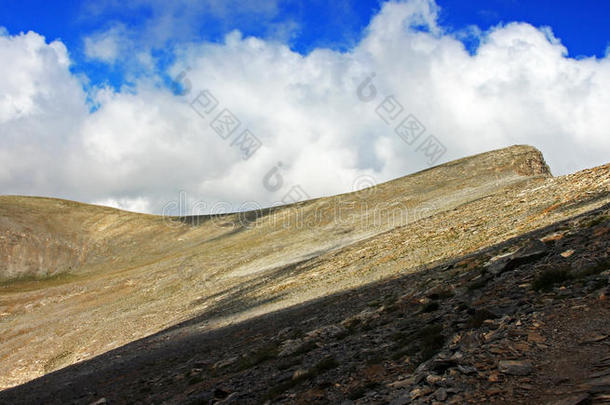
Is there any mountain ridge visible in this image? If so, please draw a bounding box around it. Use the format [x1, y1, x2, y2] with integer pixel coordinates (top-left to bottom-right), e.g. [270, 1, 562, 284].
[0, 145, 607, 396]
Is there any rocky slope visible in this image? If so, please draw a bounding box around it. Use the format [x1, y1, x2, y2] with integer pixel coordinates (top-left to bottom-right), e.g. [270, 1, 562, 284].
[1, 203, 607, 405]
[0, 145, 608, 403]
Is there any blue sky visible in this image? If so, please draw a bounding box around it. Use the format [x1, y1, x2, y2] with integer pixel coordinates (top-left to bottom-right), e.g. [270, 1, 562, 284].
[1, 0, 608, 90]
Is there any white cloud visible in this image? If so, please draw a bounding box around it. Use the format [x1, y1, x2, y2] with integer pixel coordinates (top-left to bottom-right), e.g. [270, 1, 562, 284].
[0, 31, 88, 198]
[80, 0, 284, 69]
[0, 0, 609, 214]
[92, 196, 152, 213]
[83, 25, 128, 64]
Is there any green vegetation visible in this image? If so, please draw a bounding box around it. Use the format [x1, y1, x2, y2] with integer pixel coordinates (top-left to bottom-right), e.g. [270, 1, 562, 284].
[291, 340, 318, 356]
[262, 356, 339, 402]
[532, 266, 572, 292]
[237, 343, 279, 371]
[0, 271, 77, 292]
[422, 301, 440, 312]
[532, 259, 610, 292]
[43, 350, 72, 374]
[382, 302, 400, 313]
[466, 309, 497, 328]
[313, 356, 339, 373]
[367, 299, 382, 308]
[575, 259, 610, 278]
[418, 324, 445, 362]
[390, 323, 444, 363]
[467, 276, 488, 291]
[585, 214, 608, 228]
[427, 287, 454, 300]
[277, 356, 302, 370]
[347, 381, 381, 400]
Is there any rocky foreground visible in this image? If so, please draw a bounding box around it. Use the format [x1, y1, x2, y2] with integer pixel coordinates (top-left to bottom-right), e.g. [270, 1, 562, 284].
[0, 202, 608, 404]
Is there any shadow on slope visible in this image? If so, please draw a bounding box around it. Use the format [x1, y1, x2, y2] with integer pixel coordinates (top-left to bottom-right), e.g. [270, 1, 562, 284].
[1, 203, 607, 405]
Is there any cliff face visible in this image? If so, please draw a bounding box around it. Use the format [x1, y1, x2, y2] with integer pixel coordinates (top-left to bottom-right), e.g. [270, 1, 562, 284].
[0, 145, 607, 393]
[0, 216, 86, 281]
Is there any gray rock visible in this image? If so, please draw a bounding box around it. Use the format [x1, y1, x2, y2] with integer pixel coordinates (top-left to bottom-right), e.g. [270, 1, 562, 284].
[498, 360, 533, 376]
[409, 386, 433, 399]
[456, 365, 477, 375]
[545, 393, 591, 405]
[434, 388, 448, 401]
[585, 374, 610, 392]
[292, 368, 308, 381]
[213, 356, 238, 369]
[305, 324, 347, 340]
[185, 392, 214, 405]
[426, 374, 442, 385]
[389, 394, 412, 405]
[486, 242, 547, 275]
[278, 339, 306, 356]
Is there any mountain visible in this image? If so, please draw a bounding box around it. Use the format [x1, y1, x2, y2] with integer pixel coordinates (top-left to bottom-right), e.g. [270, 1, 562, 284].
[0, 145, 608, 404]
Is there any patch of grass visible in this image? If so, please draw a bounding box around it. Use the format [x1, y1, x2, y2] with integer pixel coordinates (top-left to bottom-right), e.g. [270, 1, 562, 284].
[291, 340, 318, 356]
[575, 259, 610, 279]
[532, 267, 572, 292]
[347, 382, 381, 400]
[391, 324, 444, 363]
[335, 328, 351, 340]
[422, 301, 440, 313]
[367, 299, 382, 308]
[365, 353, 385, 365]
[262, 356, 339, 402]
[467, 275, 489, 291]
[391, 346, 416, 361]
[277, 356, 302, 370]
[342, 317, 361, 329]
[382, 303, 400, 313]
[237, 343, 279, 370]
[188, 375, 204, 385]
[589, 278, 609, 291]
[391, 330, 410, 342]
[418, 324, 445, 362]
[262, 378, 302, 402]
[427, 288, 454, 300]
[466, 309, 497, 328]
[0, 271, 78, 292]
[585, 215, 608, 228]
[43, 350, 72, 373]
[312, 356, 339, 374]
[383, 293, 397, 303]
[361, 322, 374, 332]
[287, 329, 304, 340]
[532, 259, 609, 292]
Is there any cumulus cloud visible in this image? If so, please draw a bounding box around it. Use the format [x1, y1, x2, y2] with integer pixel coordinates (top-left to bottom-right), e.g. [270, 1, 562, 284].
[0, 31, 88, 195]
[83, 25, 127, 64]
[0, 0, 609, 214]
[80, 0, 286, 61]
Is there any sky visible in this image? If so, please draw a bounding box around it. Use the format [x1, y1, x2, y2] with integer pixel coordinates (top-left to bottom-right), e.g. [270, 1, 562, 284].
[0, 0, 609, 214]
